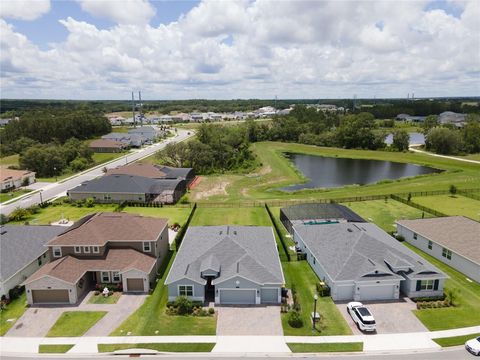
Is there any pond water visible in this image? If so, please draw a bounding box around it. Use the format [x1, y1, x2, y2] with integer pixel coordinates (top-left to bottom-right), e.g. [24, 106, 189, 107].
[385, 132, 425, 145]
[282, 153, 441, 191]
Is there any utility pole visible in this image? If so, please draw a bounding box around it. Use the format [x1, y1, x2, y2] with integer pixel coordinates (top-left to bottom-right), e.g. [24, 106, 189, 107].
[131, 91, 136, 128]
[139, 90, 143, 127]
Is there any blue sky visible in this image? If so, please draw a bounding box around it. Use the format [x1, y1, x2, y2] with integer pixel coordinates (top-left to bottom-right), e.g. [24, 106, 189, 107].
[1, 0, 478, 100]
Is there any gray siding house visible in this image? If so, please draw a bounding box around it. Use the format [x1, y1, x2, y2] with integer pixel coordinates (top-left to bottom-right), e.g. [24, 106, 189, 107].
[165, 226, 284, 305]
[293, 222, 447, 301]
[397, 217, 480, 283]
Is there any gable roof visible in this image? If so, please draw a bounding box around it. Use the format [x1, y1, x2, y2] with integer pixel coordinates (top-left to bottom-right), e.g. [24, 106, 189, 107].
[89, 139, 125, 149]
[397, 216, 480, 264]
[165, 226, 284, 286]
[0, 225, 65, 282]
[47, 212, 167, 246]
[281, 203, 366, 224]
[294, 222, 446, 282]
[24, 248, 156, 285]
[1, 167, 35, 182]
[105, 163, 194, 180]
[67, 174, 185, 195]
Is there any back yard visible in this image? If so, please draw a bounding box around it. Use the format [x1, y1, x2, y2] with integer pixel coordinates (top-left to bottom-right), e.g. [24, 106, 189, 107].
[190, 206, 271, 226]
[122, 206, 192, 226]
[411, 194, 480, 221]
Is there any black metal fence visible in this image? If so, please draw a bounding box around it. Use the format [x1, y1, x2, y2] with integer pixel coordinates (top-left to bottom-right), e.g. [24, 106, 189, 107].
[174, 203, 197, 250]
[390, 194, 448, 217]
[265, 203, 291, 262]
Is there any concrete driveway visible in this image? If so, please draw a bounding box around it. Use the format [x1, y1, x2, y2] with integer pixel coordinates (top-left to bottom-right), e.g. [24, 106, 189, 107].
[216, 306, 283, 335]
[336, 298, 428, 334]
[6, 291, 146, 337]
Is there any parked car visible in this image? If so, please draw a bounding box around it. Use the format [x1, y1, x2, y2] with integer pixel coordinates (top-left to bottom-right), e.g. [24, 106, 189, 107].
[465, 336, 480, 356]
[347, 301, 376, 332]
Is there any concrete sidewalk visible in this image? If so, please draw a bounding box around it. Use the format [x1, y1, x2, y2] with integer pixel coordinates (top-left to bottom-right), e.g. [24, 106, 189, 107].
[1, 325, 479, 355]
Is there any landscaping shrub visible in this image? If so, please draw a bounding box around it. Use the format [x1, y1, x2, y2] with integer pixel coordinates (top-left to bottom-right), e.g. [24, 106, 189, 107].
[445, 288, 460, 307]
[288, 310, 304, 328]
[395, 234, 405, 242]
[0, 214, 8, 225]
[8, 285, 25, 300]
[9, 207, 30, 221]
[412, 295, 445, 302]
[175, 296, 193, 315]
[208, 308, 215, 315]
[85, 198, 95, 208]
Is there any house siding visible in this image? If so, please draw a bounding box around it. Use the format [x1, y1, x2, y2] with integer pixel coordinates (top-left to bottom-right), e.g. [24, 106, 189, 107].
[401, 277, 445, 298]
[398, 225, 480, 283]
[26, 277, 77, 305]
[167, 278, 205, 302]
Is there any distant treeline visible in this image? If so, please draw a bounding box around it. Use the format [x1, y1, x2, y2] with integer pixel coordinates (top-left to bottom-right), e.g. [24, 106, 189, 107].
[2, 98, 478, 117]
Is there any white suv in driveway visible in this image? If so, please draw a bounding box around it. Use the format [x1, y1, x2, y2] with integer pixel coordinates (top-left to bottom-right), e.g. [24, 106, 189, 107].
[347, 302, 376, 332]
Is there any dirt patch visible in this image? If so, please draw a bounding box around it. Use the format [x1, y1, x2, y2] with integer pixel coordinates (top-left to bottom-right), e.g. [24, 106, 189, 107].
[192, 180, 230, 200]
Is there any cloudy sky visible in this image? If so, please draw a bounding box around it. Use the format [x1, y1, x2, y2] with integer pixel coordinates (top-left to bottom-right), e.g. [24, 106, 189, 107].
[1, 0, 479, 100]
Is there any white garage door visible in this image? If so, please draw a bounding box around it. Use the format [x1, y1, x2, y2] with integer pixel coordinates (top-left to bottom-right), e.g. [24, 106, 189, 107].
[261, 288, 279, 303]
[219, 289, 256, 304]
[358, 284, 395, 301]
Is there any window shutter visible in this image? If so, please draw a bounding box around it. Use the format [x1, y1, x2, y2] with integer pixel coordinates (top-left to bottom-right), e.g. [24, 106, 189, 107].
[416, 280, 421, 291]
[434, 279, 439, 290]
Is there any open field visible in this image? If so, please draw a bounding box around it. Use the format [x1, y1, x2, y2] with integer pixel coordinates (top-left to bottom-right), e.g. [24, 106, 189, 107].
[411, 194, 480, 221]
[190, 206, 271, 226]
[0, 189, 32, 204]
[281, 261, 352, 336]
[0, 154, 19, 167]
[344, 199, 435, 233]
[110, 251, 216, 336]
[287, 342, 363, 353]
[38, 345, 74, 353]
[46, 311, 107, 337]
[0, 293, 27, 336]
[403, 243, 480, 331]
[98, 343, 215, 353]
[122, 206, 192, 226]
[189, 142, 480, 203]
[433, 333, 480, 347]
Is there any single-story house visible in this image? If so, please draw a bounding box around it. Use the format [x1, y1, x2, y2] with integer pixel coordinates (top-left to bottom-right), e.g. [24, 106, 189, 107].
[1, 167, 36, 191]
[89, 139, 127, 153]
[105, 163, 196, 186]
[165, 226, 285, 305]
[397, 216, 480, 283]
[23, 212, 169, 304]
[0, 225, 65, 299]
[102, 133, 145, 147]
[293, 222, 447, 301]
[280, 203, 366, 234]
[128, 126, 161, 141]
[67, 174, 187, 204]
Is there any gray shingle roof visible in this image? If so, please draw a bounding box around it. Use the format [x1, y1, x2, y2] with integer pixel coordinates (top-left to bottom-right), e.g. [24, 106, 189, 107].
[0, 225, 65, 282]
[281, 203, 366, 223]
[294, 222, 446, 282]
[165, 226, 284, 286]
[68, 174, 185, 195]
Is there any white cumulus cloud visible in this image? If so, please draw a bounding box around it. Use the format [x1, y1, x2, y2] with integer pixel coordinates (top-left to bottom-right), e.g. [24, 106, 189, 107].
[77, 0, 156, 25]
[0, 0, 50, 21]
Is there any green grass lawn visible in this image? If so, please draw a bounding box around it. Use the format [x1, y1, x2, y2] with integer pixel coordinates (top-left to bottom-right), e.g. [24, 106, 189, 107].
[459, 153, 480, 161]
[88, 292, 121, 304]
[190, 206, 271, 226]
[269, 206, 298, 258]
[433, 333, 480, 347]
[344, 199, 435, 233]
[122, 206, 192, 226]
[98, 343, 215, 353]
[281, 261, 351, 336]
[412, 194, 480, 221]
[403, 243, 480, 331]
[0, 189, 32, 204]
[38, 345, 74, 353]
[287, 343, 363, 353]
[0, 293, 28, 336]
[0, 154, 19, 167]
[46, 311, 107, 337]
[10, 203, 117, 225]
[110, 251, 216, 336]
[190, 142, 480, 203]
[92, 151, 127, 165]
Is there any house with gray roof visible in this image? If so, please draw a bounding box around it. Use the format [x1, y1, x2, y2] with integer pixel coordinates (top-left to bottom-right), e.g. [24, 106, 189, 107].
[67, 174, 186, 204]
[293, 222, 447, 301]
[397, 216, 480, 283]
[102, 132, 145, 147]
[165, 226, 284, 305]
[128, 126, 162, 141]
[0, 225, 65, 299]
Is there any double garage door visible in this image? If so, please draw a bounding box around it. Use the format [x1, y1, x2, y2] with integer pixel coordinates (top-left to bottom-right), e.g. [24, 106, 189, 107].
[32, 289, 69, 304]
[358, 284, 395, 301]
[218, 288, 279, 304]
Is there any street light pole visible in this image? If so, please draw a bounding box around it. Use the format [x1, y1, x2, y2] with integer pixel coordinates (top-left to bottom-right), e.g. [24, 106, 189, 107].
[313, 294, 318, 329]
[39, 190, 43, 204]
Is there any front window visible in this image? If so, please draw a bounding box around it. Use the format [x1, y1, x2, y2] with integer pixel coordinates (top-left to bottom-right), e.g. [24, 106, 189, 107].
[179, 285, 193, 296]
[101, 271, 110, 283]
[74, 246, 81, 254]
[104, 194, 111, 200]
[53, 247, 62, 258]
[420, 280, 434, 290]
[413, 233, 417, 240]
[428, 241, 433, 250]
[84, 246, 90, 253]
[112, 272, 121, 282]
[143, 242, 151, 252]
[442, 248, 452, 260]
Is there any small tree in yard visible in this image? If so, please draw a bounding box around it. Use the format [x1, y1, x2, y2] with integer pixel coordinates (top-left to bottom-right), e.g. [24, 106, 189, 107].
[288, 310, 304, 328]
[449, 184, 457, 195]
[9, 207, 30, 222]
[445, 288, 459, 307]
[175, 296, 193, 315]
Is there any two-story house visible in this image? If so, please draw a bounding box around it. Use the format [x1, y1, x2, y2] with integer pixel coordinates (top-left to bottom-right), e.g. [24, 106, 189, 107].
[23, 212, 169, 305]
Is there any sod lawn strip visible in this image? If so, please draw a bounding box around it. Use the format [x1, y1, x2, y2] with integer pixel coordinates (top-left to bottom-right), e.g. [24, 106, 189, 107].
[433, 333, 480, 347]
[190, 206, 272, 226]
[98, 343, 215, 353]
[403, 243, 480, 330]
[412, 194, 480, 221]
[110, 251, 216, 336]
[38, 345, 74, 353]
[88, 292, 121, 304]
[46, 311, 107, 337]
[0, 292, 27, 336]
[344, 199, 435, 233]
[287, 343, 363, 353]
[281, 261, 351, 336]
[0, 189, 32, 204]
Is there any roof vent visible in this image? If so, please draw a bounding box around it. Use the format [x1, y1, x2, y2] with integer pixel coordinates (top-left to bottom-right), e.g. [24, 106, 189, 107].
[347, 228, 353, 232]
[233, 230, 237, 235]
[219, 231, 222, 235]
[236, 262, 240, 273]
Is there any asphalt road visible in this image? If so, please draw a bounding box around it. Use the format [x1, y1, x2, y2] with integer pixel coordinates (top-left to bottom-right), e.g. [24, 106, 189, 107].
[0, 129, 194, 216]
[0, 348, 475, 360]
